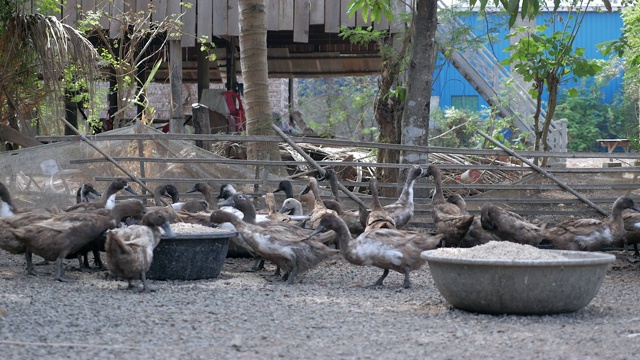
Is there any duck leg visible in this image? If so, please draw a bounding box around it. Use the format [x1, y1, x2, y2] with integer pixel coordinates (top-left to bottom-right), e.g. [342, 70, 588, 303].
[25, 252, 48, 276]
[273, 266, 281, 277]
[367, 269, 389, 288]
[54, 258, 74, 282]
[286, 265, 299, 285]
[247, 258, 265, 272]
[140, 271, 154, 292]
[92, 250, 106, 270]
[402, 267, 412, 289]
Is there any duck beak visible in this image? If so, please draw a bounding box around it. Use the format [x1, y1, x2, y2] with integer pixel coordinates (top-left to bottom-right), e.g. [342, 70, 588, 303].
[186, 185, 197, 194]
[123, 185, 137, 195]
[218, 198, 234, 207]
[161, 222, 176, 238]
[279, 205, 292, 214]
[300, 186, 311, 195]
[90, 189, 102, 197]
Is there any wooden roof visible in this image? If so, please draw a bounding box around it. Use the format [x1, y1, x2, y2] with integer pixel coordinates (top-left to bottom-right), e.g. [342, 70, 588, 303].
[29, 0, 402, 80]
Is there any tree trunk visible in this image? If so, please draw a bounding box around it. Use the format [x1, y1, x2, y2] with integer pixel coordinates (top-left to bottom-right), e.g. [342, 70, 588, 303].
[401, 0, 437, 166]
[375, 33, 408, 197]
[238, 0, 283, 173]
[540, 75, 559, 166]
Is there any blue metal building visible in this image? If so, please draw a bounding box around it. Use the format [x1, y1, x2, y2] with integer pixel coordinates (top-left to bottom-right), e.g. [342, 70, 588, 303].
[431, 9, 624, 112]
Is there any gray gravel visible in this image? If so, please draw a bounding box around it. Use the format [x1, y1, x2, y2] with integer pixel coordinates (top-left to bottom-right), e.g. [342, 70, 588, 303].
[1, 248, 639, 359]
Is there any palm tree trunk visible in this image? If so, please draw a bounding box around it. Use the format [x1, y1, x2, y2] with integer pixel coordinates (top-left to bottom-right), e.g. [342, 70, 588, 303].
[238, 0, 283, 173]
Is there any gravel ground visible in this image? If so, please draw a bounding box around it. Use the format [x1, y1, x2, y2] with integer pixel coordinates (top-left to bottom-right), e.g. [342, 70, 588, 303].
[1, 246, 640, 359]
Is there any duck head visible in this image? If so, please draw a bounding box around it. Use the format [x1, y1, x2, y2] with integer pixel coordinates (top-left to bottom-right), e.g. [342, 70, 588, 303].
[407, 165, 425, 180]
[142, 210, 176, 238]
[163, 184, 180, 202]
[217, 184, 238, 200]
[613, 196, 640, 214]
[273, 180, 294, 199]
[76, 183, 102, 203]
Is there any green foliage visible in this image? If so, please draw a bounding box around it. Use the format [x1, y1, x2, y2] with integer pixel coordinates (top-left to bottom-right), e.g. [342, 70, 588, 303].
[555, 86, 638, 152]
[297, 77, 378, 141]
[347, 0, 393, 24]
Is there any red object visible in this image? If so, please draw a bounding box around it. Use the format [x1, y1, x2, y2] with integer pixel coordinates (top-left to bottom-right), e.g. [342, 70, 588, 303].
[223, 91, 246, 132]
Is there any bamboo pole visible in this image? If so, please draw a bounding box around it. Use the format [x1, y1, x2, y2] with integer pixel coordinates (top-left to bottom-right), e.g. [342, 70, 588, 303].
[271, 123, 369, 210]
[476, 129, 608, 216]
[58, 118, 168, 206]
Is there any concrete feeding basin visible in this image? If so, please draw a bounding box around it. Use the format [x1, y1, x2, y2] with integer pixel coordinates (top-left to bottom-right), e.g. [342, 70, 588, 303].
[421, 248, 616, 315]
[147, 230, 236, 281]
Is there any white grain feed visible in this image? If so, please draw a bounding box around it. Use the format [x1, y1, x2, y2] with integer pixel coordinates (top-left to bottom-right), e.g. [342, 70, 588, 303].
[431, 241, 567, 260]
[170, 222, 228, 235]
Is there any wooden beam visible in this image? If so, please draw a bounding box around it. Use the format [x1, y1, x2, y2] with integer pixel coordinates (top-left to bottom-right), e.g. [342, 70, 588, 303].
[181, 0, 196, 47]
[266, 0, 279, 30]
[228, 0, 240, 36]
[213, 0, 228, 36]
[0, 125, 43, 148]
[310, 0, 324, 25]
[280, 0, 294, 30]
[340, 0, 355, 27]
[293, 0, 310, 43]
[324, 0, 340, 33]
[169, 40, 184, 133]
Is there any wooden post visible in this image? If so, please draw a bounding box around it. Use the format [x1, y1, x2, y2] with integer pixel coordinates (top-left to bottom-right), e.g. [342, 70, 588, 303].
[197, 48, 210, 101]
[191, 103, 211, 151]
[169, 40, 184, 133]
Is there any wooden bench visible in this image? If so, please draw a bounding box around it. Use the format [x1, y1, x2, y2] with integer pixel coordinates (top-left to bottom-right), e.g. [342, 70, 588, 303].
[597, 138, 631, 153]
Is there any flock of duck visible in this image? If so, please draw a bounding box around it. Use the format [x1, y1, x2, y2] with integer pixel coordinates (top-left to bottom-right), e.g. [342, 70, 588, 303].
[1, 163, 639, 291]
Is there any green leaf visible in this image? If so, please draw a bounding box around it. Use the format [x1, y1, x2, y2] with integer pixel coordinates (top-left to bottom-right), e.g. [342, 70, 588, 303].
[567, 88, 578, 97]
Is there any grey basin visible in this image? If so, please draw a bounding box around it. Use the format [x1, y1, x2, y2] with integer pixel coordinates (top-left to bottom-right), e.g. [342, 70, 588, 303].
[147, 231, 236, 281]
[421, 250, 616, 315]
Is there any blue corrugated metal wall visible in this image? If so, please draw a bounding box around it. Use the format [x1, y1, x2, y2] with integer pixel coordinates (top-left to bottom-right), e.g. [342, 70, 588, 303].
[432, 10, 623, 111]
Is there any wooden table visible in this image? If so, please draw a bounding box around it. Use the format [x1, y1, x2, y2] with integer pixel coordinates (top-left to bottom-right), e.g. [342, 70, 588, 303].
[597, 138, 630, 153]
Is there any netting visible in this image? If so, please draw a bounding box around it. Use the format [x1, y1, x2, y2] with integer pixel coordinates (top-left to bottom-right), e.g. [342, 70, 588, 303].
[0, 123, 287, 210]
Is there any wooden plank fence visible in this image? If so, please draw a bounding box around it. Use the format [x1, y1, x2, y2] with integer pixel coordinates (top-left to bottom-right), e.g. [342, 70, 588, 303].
[33, 131, 640, 225]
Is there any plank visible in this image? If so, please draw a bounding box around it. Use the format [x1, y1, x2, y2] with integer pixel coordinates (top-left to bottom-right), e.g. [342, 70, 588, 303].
[309, 0, 324, 25]
[197, 0, 213, 39]
[212, 0, 228, 36]
[63, 0, 78, 26]
[227, 0, 239, 36]
[324, 0, 340, 32]
[167, 0, 181, 39]
[97, 0, 110, 29]
[181, 0, 196, 47]
[266, 0, 280, 30]
[279, 0, 294, 31]
[153, 0, 167, 23]
[109, 0, 125, 38]
[340, 0, 355, 27]
[293, 0, 310, 43]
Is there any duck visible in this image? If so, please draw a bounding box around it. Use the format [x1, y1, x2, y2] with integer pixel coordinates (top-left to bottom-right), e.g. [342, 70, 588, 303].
[105, 209, 175, 292]
[218, 193, 270, 224]
[273, 180, 295, 200]
[9, 199, 148, 281]
[364, 178, 396, 231]
[209, 210, 338, 284]
[446, 194, 502, 247]
[310, 213, 443, 288]
[217, 183, 238, 200]
[264, 192, 291, 222]
[320, 169, 365, 235]
[65, 178, 137, 212]
[425, 165, 475, 246]
[480, 203, 543, 246]
[0, 181, 17, 217]
[542, 196, 640, 251]
[188, 182, 243, 219]
[304, 177, 338, 230]
[621, 212, 640, 258]
[65, 199, 149, 272]
[75, 183, 102, 204]
[382, 165, 425, 229]
[278, 198, 312, 222]
[153, 184, 208, 213]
